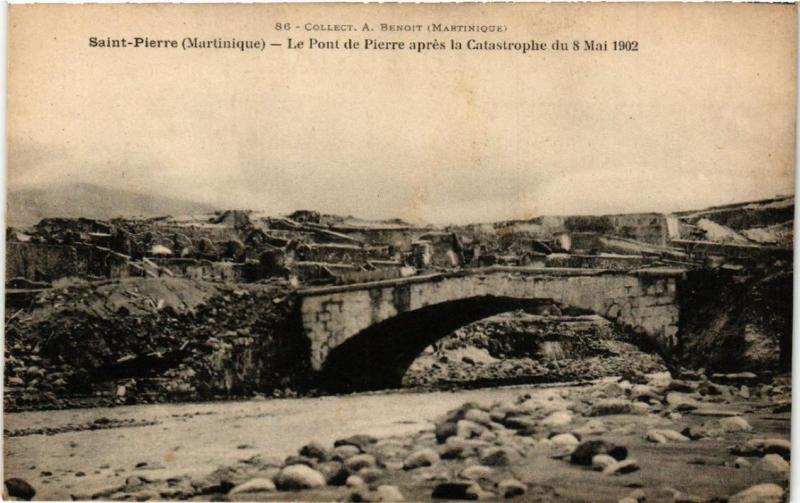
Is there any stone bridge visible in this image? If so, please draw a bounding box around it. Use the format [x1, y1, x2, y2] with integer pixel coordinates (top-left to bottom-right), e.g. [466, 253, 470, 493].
[298, 266, 685, 390]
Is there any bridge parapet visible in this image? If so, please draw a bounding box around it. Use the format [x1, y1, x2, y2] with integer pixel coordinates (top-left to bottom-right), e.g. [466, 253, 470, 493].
[300, 266, 685, 372]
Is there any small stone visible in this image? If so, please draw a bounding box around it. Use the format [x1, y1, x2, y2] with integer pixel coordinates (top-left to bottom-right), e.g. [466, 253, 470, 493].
[681, 427, 705, 441]
[334, 444, 362, 461]
[502, 415, 538, 431]
[127, 489, 160, 501]
[589, 399, 632, 416]
[603, 459, 639, 475]
[435, 421, 458, 443]
[5, 478, 35, 501]
[691, 408, 739, 417]
[228, 478, 276, 495]
[665, 393, 699, 411]
[570, 440, 627, 466]
[440, 437, 487, 460]
[432, 481, 482, 500]
[464, 409, 492, 426]
[335, 435, 377, 452]
[573, 419, 607, 436]
[628, 489, 646, 502]
[759, 453, 789, 473]
[668, 380, 695, 393]
[346, 475, 365, 488]
[763, 438, 791, 460]
[549, 433, 579, 447]
[646, 429, 689, 443]
[376, 485, 404, 501]
[541, 411, 572, 427]
[460, 465, 492, 480]
[299, 441, 330, 461]
[699, 382, 727, 396]
[773, 403, 791, 413]
[346, 488, 373, 502]
[728, 483, 784, 503]
[646, 372, 672, 390]
[687, 456, 726, 466]
[498, 478, 526, 498]
[413, 467, 450, 483]
[673, 491, 704, 503]
[478, 446, 519, 466]
[357, 468, 384, 484]
[403, 448, 440, 470]
[597, 381, 627, 397]
[630, 384, 660, 402]
[631, 402, 651, 415]
[591, 454, 617, 471]
[734, 457, 751, 468]
[489, 409, 507, 423]
[345, 454, 377, 472]
[456, 420, 484, 439]
[730, 438, 767, 456]
[719, 416, 752, 432]
[284, 455, 316, 468]
[467, 486, 495, 500]
[124, 475, 147, 491]
[274, 464, 326, 490]
[317, 461, 349, 486]
[711, 371, 757, 384]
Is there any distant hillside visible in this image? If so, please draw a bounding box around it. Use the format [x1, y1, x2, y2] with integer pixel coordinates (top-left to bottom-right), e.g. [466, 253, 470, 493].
[7, 183, 218, 228]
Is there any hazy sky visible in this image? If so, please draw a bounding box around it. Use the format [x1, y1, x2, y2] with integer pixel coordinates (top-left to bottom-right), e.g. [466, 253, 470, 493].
[7, 3, 797, 224]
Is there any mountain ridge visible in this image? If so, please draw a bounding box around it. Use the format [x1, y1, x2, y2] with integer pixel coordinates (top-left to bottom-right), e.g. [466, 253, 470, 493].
[7, 183, 218, 227]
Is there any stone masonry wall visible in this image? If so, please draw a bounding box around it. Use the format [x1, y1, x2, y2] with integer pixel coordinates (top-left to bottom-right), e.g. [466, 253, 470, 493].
[300, 269, 681, 371]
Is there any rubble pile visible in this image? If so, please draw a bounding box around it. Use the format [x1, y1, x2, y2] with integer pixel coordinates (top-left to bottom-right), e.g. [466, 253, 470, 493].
[403, 312, 667, 388]
[677, 265, 792, 374]
[4, 277, 304, 412]
[57, 371, 790, 502]
[673, 196, 794, 248]
[6, 210, 426, 287]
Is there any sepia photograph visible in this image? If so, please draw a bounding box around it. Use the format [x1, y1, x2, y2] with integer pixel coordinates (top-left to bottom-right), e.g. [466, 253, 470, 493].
[3, 3, 797, 502]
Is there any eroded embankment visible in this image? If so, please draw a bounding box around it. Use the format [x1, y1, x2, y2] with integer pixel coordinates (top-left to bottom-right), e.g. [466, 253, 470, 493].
[4, 277, 310, 412]
[676, 267, 792, 373]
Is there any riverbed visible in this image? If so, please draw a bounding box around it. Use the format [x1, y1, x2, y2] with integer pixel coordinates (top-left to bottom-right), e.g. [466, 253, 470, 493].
[5, 383, 578, 500]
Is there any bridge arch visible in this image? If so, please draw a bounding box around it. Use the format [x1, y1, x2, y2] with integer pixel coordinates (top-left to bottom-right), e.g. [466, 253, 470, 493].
[319, 295, 566, 391]
[299, 267, 683, 391]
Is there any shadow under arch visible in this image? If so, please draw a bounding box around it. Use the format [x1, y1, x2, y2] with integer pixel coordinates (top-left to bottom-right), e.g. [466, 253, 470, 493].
[316, 295, 575, 393]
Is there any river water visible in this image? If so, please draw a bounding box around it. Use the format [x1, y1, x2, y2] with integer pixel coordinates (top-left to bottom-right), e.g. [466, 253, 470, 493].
[4, 383, 578, 500]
